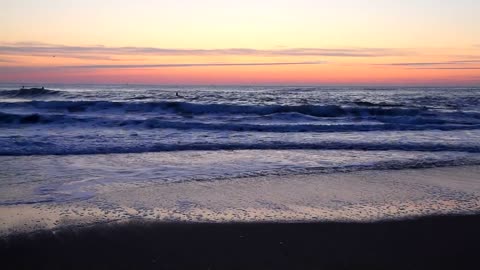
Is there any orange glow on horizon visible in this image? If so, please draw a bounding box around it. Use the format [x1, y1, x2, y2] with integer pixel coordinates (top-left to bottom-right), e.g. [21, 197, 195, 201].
[1, 1, 479, 85]
[3, 62, 478, 86]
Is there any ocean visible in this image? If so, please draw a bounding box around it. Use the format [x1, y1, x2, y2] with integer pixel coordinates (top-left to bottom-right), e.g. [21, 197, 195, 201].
[1, 84, 480, 230]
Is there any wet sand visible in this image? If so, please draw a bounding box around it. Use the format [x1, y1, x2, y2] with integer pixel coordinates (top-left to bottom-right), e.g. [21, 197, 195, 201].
[1, 165, 480, 235]
[2, 214, 480, 270]
[1, 166, 480, 269]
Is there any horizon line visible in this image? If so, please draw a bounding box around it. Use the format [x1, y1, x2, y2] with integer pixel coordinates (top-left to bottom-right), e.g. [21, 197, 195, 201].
[1, 82, 479, 88]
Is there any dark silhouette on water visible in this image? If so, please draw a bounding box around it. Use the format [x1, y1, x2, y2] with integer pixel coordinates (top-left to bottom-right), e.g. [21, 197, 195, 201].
[19, 86, 45, 91]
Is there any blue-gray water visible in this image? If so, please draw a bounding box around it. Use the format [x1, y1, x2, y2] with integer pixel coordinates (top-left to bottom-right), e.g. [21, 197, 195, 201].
[2, 84, 480, 155]
[1, 84, 480, 206]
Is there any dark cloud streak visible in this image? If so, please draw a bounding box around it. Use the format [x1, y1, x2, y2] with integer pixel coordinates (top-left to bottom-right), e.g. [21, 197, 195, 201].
[0, 43, 406, 58]
[410, 67, 480, 70]
[0, 61, 326, 72]
[62, 61, 325, 69]
[381, 60, 480, 66]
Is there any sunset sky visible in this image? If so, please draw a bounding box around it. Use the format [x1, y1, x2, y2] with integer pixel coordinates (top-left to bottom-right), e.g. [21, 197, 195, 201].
[1, 0, 479, 85]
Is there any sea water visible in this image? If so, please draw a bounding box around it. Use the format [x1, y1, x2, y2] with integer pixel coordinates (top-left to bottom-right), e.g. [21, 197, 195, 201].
[1, 84, 480, 223]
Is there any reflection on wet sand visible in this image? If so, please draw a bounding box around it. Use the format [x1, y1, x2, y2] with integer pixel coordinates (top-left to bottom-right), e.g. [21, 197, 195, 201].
[1, 166, 479, 235]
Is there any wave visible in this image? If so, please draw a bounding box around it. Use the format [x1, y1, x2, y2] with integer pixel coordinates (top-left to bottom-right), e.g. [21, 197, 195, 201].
[2, 100, 476, 119]
[0, 112, 73, 124]
[140, 119, 480, 132]
[0, 88, 61, 98]
[1, 111, 479, 132]
[2, 141, 480, 156]
[1, 154, 479, 207]
[353, 101, 404, 107]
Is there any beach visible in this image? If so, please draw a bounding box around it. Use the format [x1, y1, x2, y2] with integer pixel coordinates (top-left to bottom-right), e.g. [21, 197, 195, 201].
[2, 215, 480, 270]
[3, 0, 480, 268]
[2, 165, 480, 269]
[1, 163, 480, 235]
[1, 85, 480, 268]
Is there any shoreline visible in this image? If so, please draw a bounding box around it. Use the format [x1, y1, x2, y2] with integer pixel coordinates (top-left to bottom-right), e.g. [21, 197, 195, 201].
[2, 214, 479, 269]
[1, 165, 480, 236]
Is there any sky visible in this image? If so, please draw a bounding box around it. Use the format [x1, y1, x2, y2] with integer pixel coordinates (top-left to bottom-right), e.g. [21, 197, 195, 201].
[1, 0, 479, 85]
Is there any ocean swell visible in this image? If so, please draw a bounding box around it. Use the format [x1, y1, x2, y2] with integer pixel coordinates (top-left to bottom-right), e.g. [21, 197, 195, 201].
[1, 111, 479, 132]
[2, 140, 480, 156]
[0, 100, 471, 118]
[0, 88, 61, 98]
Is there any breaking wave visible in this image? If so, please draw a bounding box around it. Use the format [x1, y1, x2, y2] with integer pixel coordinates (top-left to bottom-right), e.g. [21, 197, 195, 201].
[1, 100, 478, 118]
[1, 111, 479, 132]
[0, 88, 61, 98]
[2, 141, 480, 156]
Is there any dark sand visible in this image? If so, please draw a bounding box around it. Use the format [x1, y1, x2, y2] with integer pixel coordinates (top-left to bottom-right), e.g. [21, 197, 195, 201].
[2, 214, 479, 270]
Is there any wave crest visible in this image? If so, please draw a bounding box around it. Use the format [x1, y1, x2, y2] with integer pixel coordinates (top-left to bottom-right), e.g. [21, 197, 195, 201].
[0, 100, 430, 117]
[0, 88, 60, 98]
